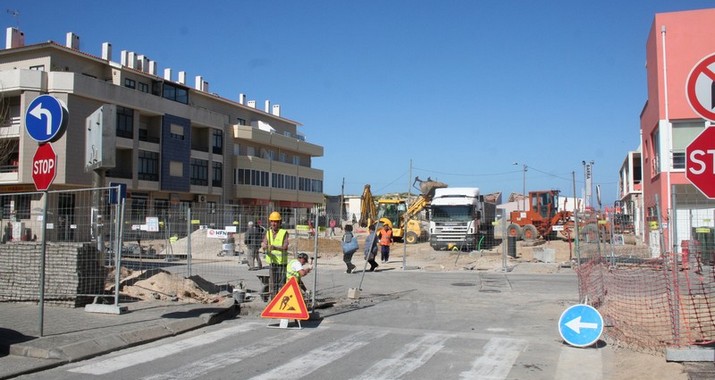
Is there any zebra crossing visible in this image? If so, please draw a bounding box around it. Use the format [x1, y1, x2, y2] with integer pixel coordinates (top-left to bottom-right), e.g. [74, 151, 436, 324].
[61, 321, 553, 380]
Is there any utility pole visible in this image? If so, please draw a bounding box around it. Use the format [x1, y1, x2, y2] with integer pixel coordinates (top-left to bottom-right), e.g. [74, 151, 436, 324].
[522, 164, 527, 211]
[339, 177, 344, 226]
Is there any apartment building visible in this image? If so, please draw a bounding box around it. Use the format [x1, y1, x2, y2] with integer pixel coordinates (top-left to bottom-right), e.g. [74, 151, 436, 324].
[0, 28, 324, 228]
[638, 8, 715, 255]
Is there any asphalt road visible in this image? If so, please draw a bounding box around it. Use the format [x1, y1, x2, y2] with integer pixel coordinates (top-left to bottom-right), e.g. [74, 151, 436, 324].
[13, 270, 646, 380]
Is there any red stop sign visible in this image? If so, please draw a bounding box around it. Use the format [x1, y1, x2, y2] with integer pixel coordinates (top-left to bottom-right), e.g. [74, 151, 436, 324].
[32, 143, 57, 191]
[686, 127, 715, 199]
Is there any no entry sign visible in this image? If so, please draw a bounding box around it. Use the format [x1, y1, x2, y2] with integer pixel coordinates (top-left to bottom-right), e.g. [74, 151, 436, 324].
[686, 53, 715, 121]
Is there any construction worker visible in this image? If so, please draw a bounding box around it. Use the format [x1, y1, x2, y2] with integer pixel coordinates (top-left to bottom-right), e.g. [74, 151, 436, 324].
[262, 211, 289, 300]
[287, 252, 312, 293]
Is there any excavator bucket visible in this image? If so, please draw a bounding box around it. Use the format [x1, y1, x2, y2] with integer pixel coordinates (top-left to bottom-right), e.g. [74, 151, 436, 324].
[415, 177, 448, 198]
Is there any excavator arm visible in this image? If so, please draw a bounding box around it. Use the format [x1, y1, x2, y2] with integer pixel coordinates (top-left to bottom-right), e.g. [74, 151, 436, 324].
[359, 184, 377, 227]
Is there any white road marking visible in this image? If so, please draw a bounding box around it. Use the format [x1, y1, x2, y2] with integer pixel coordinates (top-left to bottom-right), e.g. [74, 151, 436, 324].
[459, 337, 527, 379]
[248, 330, 388, 380]
[68, 322, 262, 375]
[354, 334, 449, 380]
[141, 328, 310, 380]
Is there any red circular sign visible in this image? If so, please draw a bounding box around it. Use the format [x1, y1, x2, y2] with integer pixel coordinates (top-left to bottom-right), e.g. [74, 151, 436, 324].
[32, 143, 57, 191]
[686, 127, 715, 199]
[686, 54, 715, 121]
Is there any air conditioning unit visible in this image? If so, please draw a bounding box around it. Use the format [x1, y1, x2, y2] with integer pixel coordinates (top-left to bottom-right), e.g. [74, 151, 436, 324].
[196, 194, 207, 203]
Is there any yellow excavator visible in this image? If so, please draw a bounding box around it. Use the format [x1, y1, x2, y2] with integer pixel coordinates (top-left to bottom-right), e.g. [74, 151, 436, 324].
[359, 177, 447, 244]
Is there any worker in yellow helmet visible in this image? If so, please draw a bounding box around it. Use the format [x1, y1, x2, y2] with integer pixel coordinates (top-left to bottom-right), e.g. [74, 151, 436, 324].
[262, 211, 289, 300]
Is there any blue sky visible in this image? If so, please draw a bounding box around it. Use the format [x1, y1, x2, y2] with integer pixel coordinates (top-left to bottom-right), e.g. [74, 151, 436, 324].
[4, 1, 714, 205]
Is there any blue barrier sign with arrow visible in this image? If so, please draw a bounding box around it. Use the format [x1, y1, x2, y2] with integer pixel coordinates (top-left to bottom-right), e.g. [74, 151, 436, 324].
[25, 95, 68, 143]
[558, 304, 604, 347]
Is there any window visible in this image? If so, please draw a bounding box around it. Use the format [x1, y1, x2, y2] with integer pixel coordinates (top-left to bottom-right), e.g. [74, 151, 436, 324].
[29, 65, 45, 71]
[190, 159, 208, 186]
[162, 83, 189, 104]
[235, 169, 269, 186]
[672, 121, 704, 170]
[279, 152, 287, 163]
[138, 82, 149, 93]
[138, 150, 159, 181]
[154, 199, 169, 218]
[212, 162, 222, 187]
[15, 194, 30, 220]
[233, 143, 240, 156]
[169, 161, 183, 177]
[170, 124, 185, 140]
[237, 118, 246, 125]
[116, 106, 134, 138]
[247, 146, 255, 157]
[124, 78, 136, 89]
[293, 156, 301, 165]
[212, 130, 223, 155]
[131, 197, 148, 221]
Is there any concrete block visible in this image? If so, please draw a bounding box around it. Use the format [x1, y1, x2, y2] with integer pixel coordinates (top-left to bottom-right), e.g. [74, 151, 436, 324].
[666, 346, 715, 362]
[347, 288, 360, 299]
[533, 248, 556, 263]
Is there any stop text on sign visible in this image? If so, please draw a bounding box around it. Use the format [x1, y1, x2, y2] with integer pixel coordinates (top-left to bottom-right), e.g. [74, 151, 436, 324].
[688, 149, 715, 175]
[33, 158, 55, 175]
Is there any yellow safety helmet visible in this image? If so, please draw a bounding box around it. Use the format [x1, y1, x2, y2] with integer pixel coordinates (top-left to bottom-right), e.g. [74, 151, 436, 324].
[269, 211, 282, 221]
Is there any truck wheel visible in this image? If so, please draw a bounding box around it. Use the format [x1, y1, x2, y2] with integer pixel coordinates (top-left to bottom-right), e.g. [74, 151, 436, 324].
[405, 231, 419, 244]
[522, 224, 539, 242]
[507, 224, 522, 240]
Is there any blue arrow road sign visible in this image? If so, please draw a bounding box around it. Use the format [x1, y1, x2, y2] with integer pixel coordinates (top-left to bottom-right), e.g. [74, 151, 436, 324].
[25, 95, 67, 143]
[558, 304, 604, 347]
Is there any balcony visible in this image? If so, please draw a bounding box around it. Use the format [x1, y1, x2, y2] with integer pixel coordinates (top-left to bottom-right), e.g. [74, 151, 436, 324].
[232, 124, 323, 157]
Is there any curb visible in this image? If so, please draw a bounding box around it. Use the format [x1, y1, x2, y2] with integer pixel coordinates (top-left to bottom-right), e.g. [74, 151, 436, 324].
[2, 301, 239, 379]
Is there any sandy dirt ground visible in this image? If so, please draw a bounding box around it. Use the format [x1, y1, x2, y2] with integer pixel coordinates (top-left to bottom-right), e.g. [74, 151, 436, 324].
[113, 230, 687, 380]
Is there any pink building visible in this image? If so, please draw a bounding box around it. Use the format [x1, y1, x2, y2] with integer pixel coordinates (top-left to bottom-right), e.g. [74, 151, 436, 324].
[638, 8, 715, 256]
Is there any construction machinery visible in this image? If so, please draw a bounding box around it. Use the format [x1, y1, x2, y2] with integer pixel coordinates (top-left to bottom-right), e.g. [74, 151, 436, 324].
[429, 187, 496, 251]
[359, 177, 447, 244]
[507, 190, 574, 241]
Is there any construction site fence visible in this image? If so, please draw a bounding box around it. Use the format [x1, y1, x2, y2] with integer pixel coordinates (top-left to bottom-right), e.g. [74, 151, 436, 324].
[575, 192, 715, 351]
[0, 187, 343, 333]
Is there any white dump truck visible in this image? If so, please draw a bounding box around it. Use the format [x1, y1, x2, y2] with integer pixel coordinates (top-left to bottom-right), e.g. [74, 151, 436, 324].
[428, 187, 496, 251]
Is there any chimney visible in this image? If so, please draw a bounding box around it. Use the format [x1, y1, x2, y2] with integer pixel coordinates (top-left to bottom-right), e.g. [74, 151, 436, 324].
[65, 32, 80, 50]
[163, 68, 172, 81]
[264, 100, 270, 113]
[137, 55, 149, 72]
[203, 81, 209, 92]
[148, 60, 157, 75]
[120, 50, 128, 66]
[239, 93, 246, 105]
[195, 75, 203, 90]
[5, 27, 24, 49]
[178, 71, 186, 84]
[247, 100, 256, 108]
[101, 42, 112, 60]
[127, 52, 137, 69]
[272, 104, 281, 117]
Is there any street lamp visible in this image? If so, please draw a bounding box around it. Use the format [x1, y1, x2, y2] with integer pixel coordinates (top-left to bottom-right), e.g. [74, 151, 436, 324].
[582, 160, 594, 209]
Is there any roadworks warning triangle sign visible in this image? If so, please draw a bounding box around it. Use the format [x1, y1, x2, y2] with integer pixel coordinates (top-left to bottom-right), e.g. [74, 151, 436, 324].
[261, 277, 309, 320]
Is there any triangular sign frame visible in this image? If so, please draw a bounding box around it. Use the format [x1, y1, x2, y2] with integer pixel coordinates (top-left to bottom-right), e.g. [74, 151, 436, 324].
[260, 277, 309, 320]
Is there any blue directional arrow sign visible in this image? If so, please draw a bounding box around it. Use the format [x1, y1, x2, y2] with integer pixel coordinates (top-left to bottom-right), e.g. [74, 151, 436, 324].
[558, 304, 604, 347]
[25, 95, 68, 143]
